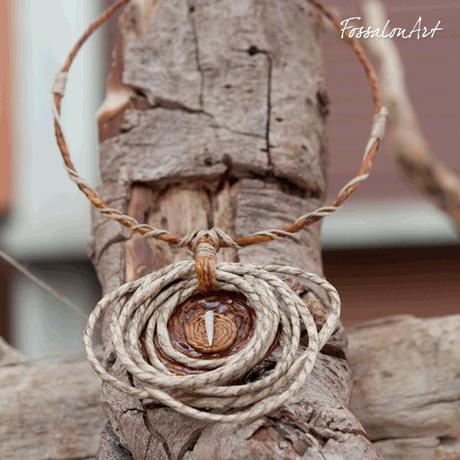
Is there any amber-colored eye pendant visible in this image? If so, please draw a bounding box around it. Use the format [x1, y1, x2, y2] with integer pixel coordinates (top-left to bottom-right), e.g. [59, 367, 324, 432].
[168, 293, 254, 357]
[85, 260, 340, 422]
[180, 294, 252, 356]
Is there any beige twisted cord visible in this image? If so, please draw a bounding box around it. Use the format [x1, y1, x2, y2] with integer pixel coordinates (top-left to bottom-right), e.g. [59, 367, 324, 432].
[84, 256, 340, 422]
[52, 0, 387, 249]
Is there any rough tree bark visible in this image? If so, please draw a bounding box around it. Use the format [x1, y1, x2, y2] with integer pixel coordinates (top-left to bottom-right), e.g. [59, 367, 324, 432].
[349, 315, 460, 460]
[2, 314, 460, 459]
[0, 339, 105, 460]
[92, 0, 379, 458]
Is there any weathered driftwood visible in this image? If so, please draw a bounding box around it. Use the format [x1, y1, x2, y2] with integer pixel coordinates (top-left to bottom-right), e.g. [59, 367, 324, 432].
[349, 315, 460, 460]
[1, 315, 459, 459]
[374, 437, 460, 460]
[363, 0, 460, 231]
[0, 338, 105, 460]
[91, 0, 377, 458]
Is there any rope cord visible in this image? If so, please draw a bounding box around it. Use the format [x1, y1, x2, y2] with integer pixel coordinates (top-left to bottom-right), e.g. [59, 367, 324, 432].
[84, 258, 340, 422]
[52, 0, 387, 249]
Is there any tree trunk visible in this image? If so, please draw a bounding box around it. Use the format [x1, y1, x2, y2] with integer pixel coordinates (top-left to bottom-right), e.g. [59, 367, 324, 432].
[91, 0, 378, 458]
[0, 338, 105, 460]
[349, 315, 460, 460]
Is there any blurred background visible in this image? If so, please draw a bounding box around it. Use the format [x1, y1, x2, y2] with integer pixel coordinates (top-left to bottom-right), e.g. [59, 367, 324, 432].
[0, 0, 458, 359]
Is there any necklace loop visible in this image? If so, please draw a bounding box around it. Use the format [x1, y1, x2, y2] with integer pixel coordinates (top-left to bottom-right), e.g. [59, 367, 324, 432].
[52, 0, 387, 248]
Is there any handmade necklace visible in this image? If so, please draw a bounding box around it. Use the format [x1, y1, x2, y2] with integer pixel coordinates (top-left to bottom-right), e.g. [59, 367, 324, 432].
[52, 0, 387, 423]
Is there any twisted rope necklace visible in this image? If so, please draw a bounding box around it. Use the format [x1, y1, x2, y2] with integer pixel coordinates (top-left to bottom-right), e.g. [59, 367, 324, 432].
[52, 0, 387, 423]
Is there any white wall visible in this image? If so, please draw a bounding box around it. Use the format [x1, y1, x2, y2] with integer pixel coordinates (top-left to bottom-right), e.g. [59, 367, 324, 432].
[322, 200, 457, 249]
[3, 0, 105, 357]
[3, 0, 104, 259]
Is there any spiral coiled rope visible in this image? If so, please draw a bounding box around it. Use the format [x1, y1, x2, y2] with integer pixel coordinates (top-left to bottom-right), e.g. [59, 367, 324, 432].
[84, 232, 340, 422]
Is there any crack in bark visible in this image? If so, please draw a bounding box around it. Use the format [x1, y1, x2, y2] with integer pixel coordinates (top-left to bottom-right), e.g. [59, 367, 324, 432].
[186, 0, 204, 109]
[265, 52, 273, 170]
[45, 456, 94, 460]
[120, 407, 144, 417]
[177, 428, 203, 460]
[142, 435, 153, 460]
[99, 421, 134, 460]
[238, 46, 274, 170]
[204, 188, 216, 228]
[212, 124, 266, 140]
[418, 395, 460, 409]
[142, 411, 173, 460]
[150, 96, 211, 116]
[259, 407, 368, 455]
[119, 407, 172, 459]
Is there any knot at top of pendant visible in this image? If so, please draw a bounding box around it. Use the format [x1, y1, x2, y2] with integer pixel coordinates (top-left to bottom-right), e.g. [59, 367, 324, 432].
[180, 228, 238, 293]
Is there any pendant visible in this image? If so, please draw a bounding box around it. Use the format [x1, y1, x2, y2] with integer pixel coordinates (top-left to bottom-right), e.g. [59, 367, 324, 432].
[84, 229, 340, 423]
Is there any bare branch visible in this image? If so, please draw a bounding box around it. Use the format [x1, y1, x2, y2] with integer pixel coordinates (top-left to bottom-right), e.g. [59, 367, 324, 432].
[363, 0, 460, 231]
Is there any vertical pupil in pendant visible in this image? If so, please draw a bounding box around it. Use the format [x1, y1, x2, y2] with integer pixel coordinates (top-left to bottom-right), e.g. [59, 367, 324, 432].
[167, 292, 255, 359]
[184, 311, 238, 354]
